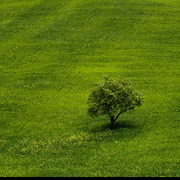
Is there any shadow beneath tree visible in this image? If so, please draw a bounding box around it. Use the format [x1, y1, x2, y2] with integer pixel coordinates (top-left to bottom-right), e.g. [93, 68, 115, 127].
[91, 120, 139, 132]
[89, 119, 141, 142]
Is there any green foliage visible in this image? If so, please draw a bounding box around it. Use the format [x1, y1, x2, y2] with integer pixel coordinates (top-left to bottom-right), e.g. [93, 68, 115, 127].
[87, 77, 144, 126]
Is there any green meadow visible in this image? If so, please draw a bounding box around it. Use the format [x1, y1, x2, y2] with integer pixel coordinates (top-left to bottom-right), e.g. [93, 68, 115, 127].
[0, 0, 179, 177]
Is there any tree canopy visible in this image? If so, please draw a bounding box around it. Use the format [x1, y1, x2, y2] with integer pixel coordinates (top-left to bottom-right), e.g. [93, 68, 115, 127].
[87, 77, 144, 127]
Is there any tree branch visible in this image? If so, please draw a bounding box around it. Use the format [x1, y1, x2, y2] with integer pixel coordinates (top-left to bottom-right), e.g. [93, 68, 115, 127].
[115, 105, 135, 121]
[114, 109, 127, 121]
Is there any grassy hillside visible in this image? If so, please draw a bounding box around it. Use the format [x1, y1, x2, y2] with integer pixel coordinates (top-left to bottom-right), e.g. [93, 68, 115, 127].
[0, 0, 179, 177]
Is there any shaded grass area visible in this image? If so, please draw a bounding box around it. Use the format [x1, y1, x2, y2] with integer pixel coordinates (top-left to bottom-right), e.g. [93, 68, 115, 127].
[0, 0, 180, 177]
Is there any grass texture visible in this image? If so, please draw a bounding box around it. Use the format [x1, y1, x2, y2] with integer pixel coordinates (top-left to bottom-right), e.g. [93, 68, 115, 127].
[0, 0, 180, 177]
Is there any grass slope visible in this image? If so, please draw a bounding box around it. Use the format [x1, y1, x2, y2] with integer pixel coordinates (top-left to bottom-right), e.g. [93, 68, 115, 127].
[0, 0, 180, 177]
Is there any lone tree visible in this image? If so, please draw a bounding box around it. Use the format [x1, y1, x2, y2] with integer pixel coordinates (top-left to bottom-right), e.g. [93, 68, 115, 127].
[87, 77, 144, 128]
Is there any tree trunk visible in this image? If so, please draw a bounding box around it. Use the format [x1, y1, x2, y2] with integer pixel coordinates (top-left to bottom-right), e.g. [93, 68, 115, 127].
[110, 116, 115, 128]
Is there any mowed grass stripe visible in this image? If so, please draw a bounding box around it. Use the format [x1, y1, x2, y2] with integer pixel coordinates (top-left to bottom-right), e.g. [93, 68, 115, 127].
[0, 0, 71, 42]
[0, 0, 40, 42]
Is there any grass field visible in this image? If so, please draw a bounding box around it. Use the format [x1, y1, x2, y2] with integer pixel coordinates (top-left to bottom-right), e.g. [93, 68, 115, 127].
[0, 0, 180, 177]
